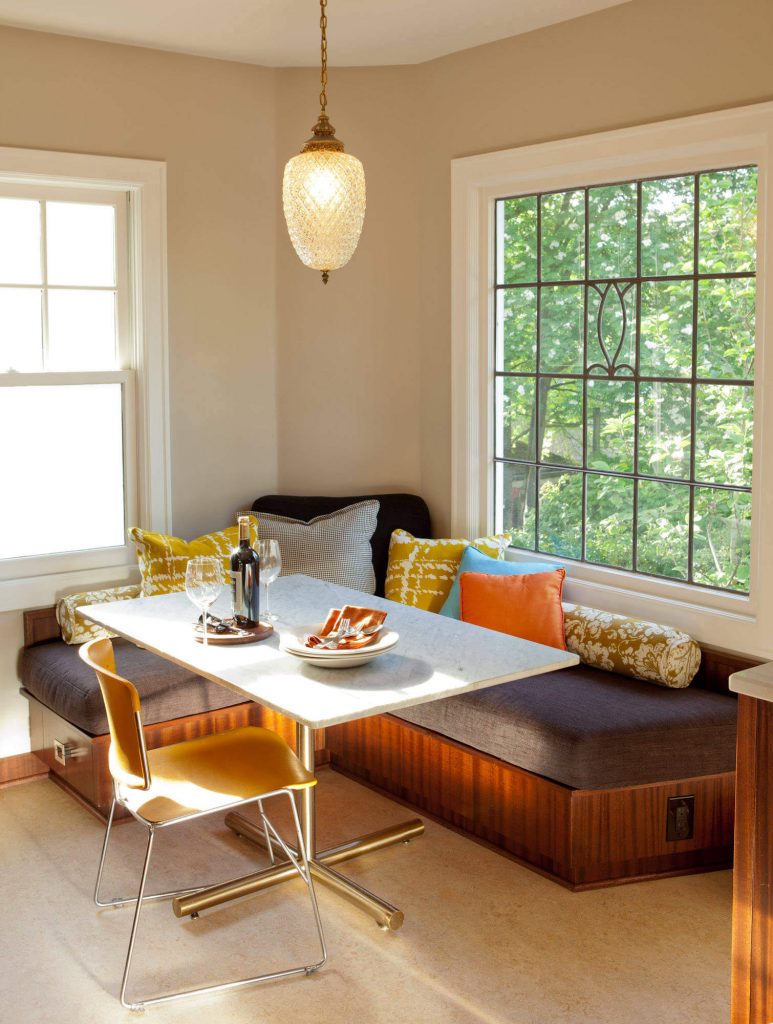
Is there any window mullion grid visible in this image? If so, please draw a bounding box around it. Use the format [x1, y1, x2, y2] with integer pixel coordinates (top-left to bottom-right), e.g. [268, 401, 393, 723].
[534, 194, 542, 554]
[632, 180, 643, 572]
[687, 174, 701, 585]
[580, 186, 590, 564]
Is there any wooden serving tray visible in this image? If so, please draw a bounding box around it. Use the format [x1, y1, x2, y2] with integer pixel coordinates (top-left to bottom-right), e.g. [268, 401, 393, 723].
[194, 620, 274, 645]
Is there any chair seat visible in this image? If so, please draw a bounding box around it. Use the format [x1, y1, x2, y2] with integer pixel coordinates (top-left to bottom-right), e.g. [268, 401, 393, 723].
[119, 726, 316, 824]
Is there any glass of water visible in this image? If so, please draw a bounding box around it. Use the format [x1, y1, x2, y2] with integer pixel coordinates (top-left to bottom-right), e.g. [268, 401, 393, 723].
[258, 539, 281, 622]
[185, 556, 223, 646]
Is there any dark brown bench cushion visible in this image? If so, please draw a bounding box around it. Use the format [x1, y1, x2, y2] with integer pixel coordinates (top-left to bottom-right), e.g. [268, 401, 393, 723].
[392, 664, 738, 790]
[21, 639, 246, 737]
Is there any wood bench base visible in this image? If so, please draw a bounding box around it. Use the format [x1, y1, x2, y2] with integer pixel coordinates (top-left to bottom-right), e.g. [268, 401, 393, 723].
[326, 713, 735, 889]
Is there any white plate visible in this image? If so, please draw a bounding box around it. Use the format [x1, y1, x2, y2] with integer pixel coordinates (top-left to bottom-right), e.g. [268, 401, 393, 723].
[281, 626, 399, 668]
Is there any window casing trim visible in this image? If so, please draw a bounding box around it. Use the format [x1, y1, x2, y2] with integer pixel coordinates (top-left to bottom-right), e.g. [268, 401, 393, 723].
[0, 147, 170, 612]
[451, 102, 773, 656]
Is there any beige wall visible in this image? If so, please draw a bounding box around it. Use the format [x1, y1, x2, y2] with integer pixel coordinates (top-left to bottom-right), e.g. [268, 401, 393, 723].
[275, 0, 773, 533]
[0, 27, 279, 755]
[274, 67, 423, 500]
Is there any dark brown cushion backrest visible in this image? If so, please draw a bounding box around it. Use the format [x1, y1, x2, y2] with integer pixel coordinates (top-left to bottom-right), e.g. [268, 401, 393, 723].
[251, 493, 431, 597]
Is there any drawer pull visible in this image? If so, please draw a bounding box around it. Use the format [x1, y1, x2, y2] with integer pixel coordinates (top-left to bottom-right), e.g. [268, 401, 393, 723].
[54, 739, 83, 766]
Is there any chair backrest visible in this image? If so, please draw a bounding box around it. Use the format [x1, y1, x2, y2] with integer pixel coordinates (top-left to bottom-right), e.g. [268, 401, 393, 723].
[79, 638, 151, 790]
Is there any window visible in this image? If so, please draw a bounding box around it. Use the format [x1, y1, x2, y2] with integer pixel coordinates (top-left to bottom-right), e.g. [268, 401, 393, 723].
[0, 148, 169, 607]
[493, 167, 756, 594]
[0, 187, 132, 564]
[452, 104, 773, 652]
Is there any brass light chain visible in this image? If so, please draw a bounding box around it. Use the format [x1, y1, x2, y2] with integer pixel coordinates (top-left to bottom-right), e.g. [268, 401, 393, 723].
[319, 0, 328, 113]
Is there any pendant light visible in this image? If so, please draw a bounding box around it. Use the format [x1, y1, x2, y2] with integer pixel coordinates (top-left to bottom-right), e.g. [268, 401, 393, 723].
[282, 0, 366, 284]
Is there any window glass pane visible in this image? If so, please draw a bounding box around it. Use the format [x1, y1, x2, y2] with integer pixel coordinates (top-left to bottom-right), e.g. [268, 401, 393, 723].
[588, 183, 637, 279]
[496, 462, 536, 550]
[47, 289, 117, 370]
[699, 167, 757, 273]
[639, 280, 693, 378]
[0, 288, 43, 371]
[0, 198, 42, 285]
[638, 382, 691, 479]
[585, 473, 633, 569]
[492, 165, 756, 594]
[0, 384, 125, 558]
[540, 190, 584, 281]
[697, 277, 755, 380]
[587, 283, 636, 376]
[498, 196, 537, 284]
[641, 175, 694, 276]
[694, 384, 753, 487]
[540, 285, 583, 373]
[538, 468, 582, 559]
[693, 487, 751, 592]
[540, 378, 583, 466]
[496, 377, 535, 461]
[586, 379, 635, 472]
[637, 480, 690, 580]
[46, 202, 116, 287]
[497, 287, 536, 372]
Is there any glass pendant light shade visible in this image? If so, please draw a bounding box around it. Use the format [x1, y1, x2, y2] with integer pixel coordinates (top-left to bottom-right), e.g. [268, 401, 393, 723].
[283, 125, 366, 281]
[282, 0, 366, 284]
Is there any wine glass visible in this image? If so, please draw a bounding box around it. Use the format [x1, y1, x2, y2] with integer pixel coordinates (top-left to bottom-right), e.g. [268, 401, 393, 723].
[185, 556, 223, 646]
[258, 540, 281, 622]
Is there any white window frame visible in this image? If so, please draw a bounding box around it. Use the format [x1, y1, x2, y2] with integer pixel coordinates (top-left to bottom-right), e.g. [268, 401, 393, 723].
[451, 102, 773, 657]
[0, 148, 170, 612]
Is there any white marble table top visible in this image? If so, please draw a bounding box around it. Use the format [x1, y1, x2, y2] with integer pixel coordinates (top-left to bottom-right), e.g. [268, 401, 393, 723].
[81, 574, 579, 729]
[730, 662, 773, 703]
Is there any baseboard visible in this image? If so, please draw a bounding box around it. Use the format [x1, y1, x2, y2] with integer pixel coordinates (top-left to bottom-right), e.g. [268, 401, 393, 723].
[0, 751, 49, 788]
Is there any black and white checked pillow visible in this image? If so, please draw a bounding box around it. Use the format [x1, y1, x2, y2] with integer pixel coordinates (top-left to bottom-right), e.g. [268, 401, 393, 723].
[257, 500, 379, 594]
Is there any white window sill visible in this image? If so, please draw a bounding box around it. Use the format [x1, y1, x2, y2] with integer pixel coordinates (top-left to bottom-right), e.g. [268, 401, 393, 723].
[0, 562, 140, 614]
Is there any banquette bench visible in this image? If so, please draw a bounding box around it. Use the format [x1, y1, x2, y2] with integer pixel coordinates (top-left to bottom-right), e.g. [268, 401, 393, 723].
[19, 493, 758, 889]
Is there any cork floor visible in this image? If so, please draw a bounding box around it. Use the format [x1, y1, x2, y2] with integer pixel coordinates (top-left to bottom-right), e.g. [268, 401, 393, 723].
[0, 770, 730, 1024]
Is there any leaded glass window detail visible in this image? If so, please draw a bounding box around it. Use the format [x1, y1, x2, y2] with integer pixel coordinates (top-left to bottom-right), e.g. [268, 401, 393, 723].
[494, 166, 757, 593]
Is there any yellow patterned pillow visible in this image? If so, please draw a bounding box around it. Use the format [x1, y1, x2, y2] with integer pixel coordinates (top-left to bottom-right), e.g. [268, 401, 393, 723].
[128, 526, 237, 596]
[563, 604, 701, 689]
[57, 585, 142, 645]
[385, 529, 510, 613]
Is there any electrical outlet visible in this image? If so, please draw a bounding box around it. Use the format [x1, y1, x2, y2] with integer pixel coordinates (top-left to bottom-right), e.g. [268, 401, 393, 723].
[666, 795, 695, 841]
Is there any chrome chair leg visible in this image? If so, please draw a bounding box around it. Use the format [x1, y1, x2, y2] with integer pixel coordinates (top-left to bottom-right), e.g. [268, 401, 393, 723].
[94, 798, 211, 909]
[120, 826, 156, 1011]
[257, 799, 275, 866]
[116, 793, 326, 1010]
[94, 797, 118, 907]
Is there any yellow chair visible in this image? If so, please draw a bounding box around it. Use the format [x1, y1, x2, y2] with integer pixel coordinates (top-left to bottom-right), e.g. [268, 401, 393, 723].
[79, 637, 326, 1010]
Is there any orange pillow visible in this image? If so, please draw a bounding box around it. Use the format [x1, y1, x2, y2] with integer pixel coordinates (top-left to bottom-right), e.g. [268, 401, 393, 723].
[459, 569, 567, 650]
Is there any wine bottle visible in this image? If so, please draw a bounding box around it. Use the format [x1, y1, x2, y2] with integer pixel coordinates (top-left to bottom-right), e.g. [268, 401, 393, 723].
[230, 514, 260, 627]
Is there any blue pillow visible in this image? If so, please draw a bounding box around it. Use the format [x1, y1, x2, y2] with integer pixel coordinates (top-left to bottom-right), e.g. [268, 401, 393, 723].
[438, 546, 564, 620]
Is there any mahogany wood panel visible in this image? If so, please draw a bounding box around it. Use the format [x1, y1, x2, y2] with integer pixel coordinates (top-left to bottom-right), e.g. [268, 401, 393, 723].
[570, 772, 735, 886]
[0, 751, 48, 787]
[731, 695, 773, 1024]
[327, 713, 735, 889]
[23, 606, 62, 648]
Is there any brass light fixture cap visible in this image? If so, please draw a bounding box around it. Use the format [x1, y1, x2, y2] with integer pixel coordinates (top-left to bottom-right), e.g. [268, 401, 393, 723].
[301, 113, 345, 153]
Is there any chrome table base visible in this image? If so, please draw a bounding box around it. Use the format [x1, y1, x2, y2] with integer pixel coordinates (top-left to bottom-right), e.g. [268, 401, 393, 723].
[173, 723, 425, 931]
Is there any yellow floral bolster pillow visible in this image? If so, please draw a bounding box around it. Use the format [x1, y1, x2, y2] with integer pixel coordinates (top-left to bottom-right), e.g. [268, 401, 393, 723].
[385, 529, 510, 614]
[563, 605, 701, 689]
[57, 585, 142, 645]
[128, 526, 238, 596]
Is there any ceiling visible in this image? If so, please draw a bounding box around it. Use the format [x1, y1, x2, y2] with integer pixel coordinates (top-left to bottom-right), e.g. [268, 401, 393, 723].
[0, 0, 630, 67]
